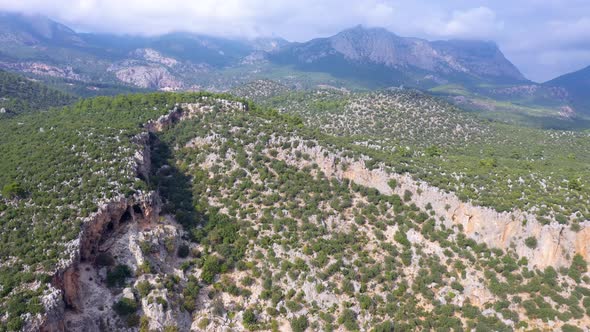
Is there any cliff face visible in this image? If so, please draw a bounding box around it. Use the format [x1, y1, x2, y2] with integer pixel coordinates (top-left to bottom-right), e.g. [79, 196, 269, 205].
[40, 189, 162, 331]
[36, 100, 248, 331]
[270, 135, 588, 269]
[38, 130, 161, 331]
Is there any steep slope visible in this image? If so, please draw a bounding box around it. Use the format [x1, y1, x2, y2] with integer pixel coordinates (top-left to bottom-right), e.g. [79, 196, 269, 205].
[0, 70, 76, 115]
[0, 12, 84, 47]
[235, 81, 590, 220]
[0, 13, 258, 90]
[545, 65, 590, 115]
[269, 25, 527, 88]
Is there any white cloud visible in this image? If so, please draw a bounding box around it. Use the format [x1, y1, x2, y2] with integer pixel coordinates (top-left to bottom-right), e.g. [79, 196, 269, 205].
[426, 6, 504, 39]
[0, 0, 399, 40]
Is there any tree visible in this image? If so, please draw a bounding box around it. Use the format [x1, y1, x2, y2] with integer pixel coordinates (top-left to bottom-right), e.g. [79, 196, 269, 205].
[290, 315, 309, 332]
[113, 298, 138, 316]
[1, 182, 25, 199]
[524, 237, 538, 249]
[243, 308, 257, 326]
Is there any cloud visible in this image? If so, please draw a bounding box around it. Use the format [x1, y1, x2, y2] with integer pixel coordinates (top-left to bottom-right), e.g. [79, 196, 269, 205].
[0, 0, 398, 40]
[427, 7, 504, 39]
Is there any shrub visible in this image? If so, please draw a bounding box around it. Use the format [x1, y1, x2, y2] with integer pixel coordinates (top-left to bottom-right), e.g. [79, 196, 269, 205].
[569, 254, 588, 283]
[243, 308, 257, 325]
[113, 298, 138, 316]
[136, 281, 153, 298]
[107, 264, 132, 288]
[291, 315, 309, 332]
[338, 309, 359, 331]
[201, 256, 221, 284]
[524, 237, 538, 249]
[394, 231, 410, 247]
[177, 244, 190, 258]
[1, 182, 25, 199]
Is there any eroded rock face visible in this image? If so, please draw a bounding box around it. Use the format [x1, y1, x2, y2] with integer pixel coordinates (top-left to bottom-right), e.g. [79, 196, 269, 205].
[114, 65, 183, 90]
[132, 48, 179, 67]
[0, 62, 83, 80]
[39, 191, 162, 331]
[37, 101, 243, 331]
[270, 136, 589, 269]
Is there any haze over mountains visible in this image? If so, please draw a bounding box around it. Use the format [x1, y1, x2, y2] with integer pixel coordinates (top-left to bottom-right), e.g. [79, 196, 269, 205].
[0, 12, 589, 126]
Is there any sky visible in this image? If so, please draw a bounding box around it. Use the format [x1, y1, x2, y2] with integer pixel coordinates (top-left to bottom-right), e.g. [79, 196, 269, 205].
[0, 0, 589, 82]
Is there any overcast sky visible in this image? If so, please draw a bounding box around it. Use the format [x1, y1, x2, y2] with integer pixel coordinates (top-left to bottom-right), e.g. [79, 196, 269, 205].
[1, 0, 589, 82]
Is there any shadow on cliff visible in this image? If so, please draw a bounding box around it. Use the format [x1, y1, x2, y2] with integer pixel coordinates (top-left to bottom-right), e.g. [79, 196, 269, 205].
[149, 133, 203, 229]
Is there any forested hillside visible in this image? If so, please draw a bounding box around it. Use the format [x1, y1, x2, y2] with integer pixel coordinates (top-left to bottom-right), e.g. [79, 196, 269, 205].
[0, 70, 76, 116]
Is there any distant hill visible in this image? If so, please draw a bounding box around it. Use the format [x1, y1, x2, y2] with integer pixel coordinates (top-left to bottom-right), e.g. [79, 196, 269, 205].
[1, 12, 589, 128]
[0, 70, 76, 115]
[0, 13, 529, 91]
[269, 25, 527, 88]
[545, 65, 590, 114]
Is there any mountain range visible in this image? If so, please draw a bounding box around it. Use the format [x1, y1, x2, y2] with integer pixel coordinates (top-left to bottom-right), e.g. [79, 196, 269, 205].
[0, 12, 589, 127]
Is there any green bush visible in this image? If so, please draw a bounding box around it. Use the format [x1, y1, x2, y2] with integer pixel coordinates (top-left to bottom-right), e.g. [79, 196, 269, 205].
[524, 237, 538, 249]
[291, 315, 309, 332]
[113, 298, 138, 316]
[177, 244, 190, 258]
[107, 264, 132, 288]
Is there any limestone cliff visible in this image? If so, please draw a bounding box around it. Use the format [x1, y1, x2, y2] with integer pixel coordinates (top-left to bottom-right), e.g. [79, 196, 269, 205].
[35, 100, 247, 331]
[270, 135, 589, 269]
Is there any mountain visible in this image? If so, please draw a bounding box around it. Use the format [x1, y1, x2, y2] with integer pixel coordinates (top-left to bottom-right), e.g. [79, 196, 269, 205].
[0, 12, 84, 47]
[269, 25, 527, 87]
[1, 13, 588, 128]
[0, 14, 528, 91]
[0, 12, 261, 89]
[0, 70, 76, 115]
[545, 65, 590, 114]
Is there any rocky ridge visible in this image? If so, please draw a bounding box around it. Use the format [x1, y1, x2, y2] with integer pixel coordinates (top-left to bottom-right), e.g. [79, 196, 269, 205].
[268, 135, 589, 269]
[29, 98, 248, 331]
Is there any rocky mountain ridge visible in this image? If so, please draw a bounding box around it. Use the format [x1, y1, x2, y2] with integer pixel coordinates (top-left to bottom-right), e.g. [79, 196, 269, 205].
[1, 12, 589, 122]
[272, 25, 526, 85]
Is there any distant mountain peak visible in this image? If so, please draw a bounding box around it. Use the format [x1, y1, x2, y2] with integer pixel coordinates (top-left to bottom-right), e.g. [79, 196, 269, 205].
[272, 25, 526, 85]
[0, 11, 83, 45]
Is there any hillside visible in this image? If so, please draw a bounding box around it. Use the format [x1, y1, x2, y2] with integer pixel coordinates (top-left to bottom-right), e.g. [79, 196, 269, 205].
[545, 65, 590, 114]
[0, 90, 589, 331]
[0, 70, 76, 115]
[234, 81, 590, 219]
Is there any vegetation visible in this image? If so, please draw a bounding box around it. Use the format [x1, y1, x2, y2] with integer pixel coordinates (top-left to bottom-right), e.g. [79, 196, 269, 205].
[0, 70, 76, 116]
[244, 83, 590, 221]
[0, 85, 589, 330]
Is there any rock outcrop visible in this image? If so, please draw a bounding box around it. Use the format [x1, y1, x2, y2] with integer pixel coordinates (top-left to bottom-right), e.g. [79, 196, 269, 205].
[113, 65, 183, 90]
[37, 126, 161, 331]
[36, 99, 247, 331]
[270, 136, 589, 269]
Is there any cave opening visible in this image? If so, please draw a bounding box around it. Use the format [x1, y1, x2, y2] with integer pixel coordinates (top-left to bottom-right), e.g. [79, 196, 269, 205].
[133, 204, 144, 217]
[120, 210, 132, 223]
[137, 172, 146, 181]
